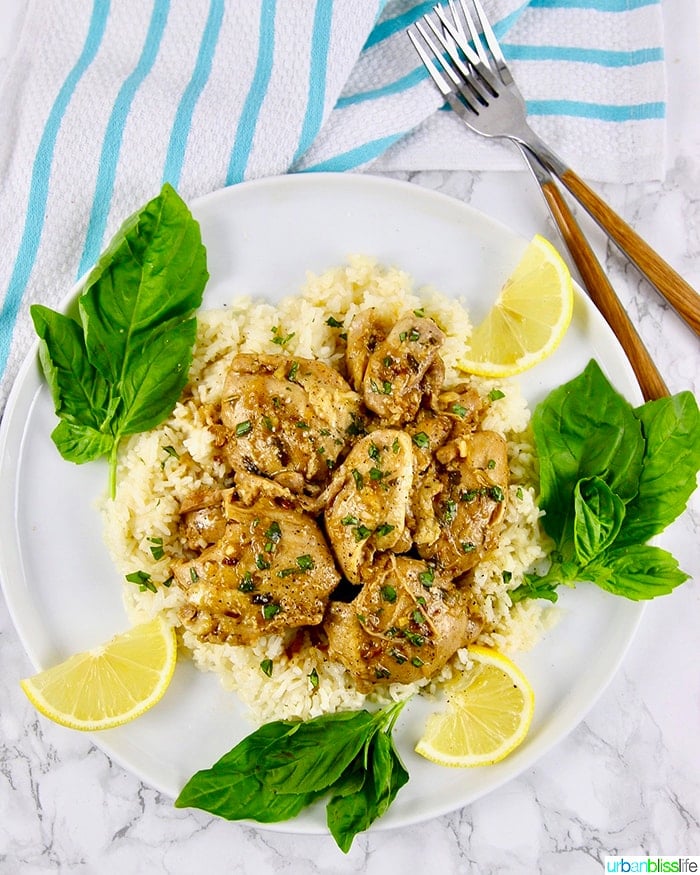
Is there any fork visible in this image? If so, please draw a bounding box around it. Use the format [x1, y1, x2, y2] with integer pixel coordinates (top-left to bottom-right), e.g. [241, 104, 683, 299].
[407, 2, 699, 392]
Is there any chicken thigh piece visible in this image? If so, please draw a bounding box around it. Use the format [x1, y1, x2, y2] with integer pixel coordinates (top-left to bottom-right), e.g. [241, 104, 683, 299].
[325, 554, 480, 687]
[220, 354, 360, 495]
[347, 312, 446, 426]
[175, 496, 341, 645]
[417, 430, 510, 576]
[324, 430, 414, 584]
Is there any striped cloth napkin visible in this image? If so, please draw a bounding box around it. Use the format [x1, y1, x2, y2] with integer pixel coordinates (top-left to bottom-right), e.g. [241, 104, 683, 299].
[0, 0, 667, 414]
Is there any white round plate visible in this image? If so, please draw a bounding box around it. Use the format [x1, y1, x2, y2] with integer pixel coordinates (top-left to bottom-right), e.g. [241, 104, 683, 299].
[0, 173, 644, 834]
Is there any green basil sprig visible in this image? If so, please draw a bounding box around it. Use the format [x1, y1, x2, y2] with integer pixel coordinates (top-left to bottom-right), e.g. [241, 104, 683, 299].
[175, 700, 409, 853]
[512, 359, 700, 603]
[31, 183, 208, 498]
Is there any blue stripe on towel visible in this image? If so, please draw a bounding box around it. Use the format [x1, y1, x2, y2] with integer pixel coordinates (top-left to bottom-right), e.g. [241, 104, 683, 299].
[503, 43, 663, 67]
[364, 1, 528, 50]
[0, 0, 109, 382]
[527, 99, 665, 121]
[78, 0, 170, 277]
[163, 0, 224, 187]
[226, 0, 277, 185]
[293, 0, 334, 164]
[530, 0, 659, 10]
[299, 132, 405, 172]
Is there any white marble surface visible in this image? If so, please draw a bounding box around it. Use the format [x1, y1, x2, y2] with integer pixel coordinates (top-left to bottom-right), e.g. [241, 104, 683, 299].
[1, 2, 698, 873]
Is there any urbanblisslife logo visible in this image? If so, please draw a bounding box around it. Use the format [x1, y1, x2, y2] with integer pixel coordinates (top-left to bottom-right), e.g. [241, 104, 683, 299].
[604, 858, 699, 873]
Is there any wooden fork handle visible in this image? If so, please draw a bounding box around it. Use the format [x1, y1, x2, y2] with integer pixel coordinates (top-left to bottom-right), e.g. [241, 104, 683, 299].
[540, 177, 669, 401]
[558, 168, 700, 337]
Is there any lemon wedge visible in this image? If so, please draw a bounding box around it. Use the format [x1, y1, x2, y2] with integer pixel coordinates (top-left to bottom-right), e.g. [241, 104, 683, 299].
[458, 234, 574, 378]
[20, 617, 177, 731]
[415, 645, 534, 767]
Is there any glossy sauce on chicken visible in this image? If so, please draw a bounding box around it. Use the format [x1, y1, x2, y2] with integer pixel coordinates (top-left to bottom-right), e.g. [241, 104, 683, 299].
[175, 310, 510, 687]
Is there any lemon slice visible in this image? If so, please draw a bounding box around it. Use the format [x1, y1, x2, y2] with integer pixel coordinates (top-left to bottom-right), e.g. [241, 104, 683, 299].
[20, 617, 177, 731]
[458, 234, 574, 377]
[415, 646, 534, 767]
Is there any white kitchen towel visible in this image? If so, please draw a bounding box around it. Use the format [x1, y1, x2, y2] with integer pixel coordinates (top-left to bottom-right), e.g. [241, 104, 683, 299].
[0, 0, 666, 414]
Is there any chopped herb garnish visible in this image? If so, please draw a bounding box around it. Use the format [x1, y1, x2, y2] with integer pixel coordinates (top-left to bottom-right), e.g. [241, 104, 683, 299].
[516, 487, 524, 500]
[390, 648, 407, 664]
[487, 458, 496, 469]
[148, 537, 164, 560]
[502, 570, 513, 583]
[341, 515, 359, 526]
[411, 656, 425, 668]
[461, 542, 476, 553]
[418, 567, 435, 587]
[382, 380, 392, 395]
[375, 666, 391, 680]
[189, 567, 200, 583]
[295, 421, 309, 429]
[352, 469, 364, 490]
[260, 659, 273, 677]
[239, 572, 255, 592]
[412, 609, 424, 625]
[262, 415, 274, 431]
[162, 575, 174, 588]
[326, 315, 343, 328]
[369, 467, 384, 481]
[277, 567, 297, 578]
[287, 361, 299, 382]
[262, 603, 281, 620]
[256, 554, 271, 570]
[308, 668, 319, 689]
[408, 328, 420, 342]
[451, 403, 467, 418]
[368, 442, 380, 461]
[272, 326, 295, 346]
[489, 485, 505, 502]
[413, 307, 425, 317]
[125, 570, 157, 593]
[444, 499, 457, 523]
[235, 420, 252, 437]
[296, 554, 315, 571]
[488, 388, 506, 401]
[353, 525, 373, 542]
[392, 437, 400, 453]
[374, 523, 395, 537]
[412, 432, 430, 449]
[163, 445, 179, 459]
[399, 331, 407, 342]
[381, 585, 397, 603]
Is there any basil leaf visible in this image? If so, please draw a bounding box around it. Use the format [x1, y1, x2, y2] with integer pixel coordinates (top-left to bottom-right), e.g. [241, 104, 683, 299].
[262, 710, 377, 793]
[31, 184, 209, 497]
[51, 420, 115, 464]
[615, 392, 700, 547]
[582, 544, 689, 600]
[532, 359, 644, 546]
[327, 726, 409, 853]
[510, 575, 560, 603]
[573, 476, 626, 565]
[30, 305, 113, 433]
[78, 182, 208, 384]
[117, 317, 197, 435]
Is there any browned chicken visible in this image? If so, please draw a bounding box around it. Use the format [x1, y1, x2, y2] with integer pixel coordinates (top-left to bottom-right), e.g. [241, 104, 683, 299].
[417, 430, 509, 576]
[220, 354, 360, 498]
[346, 312, 446, 426]
[324, 429, 414, 583]
[180, 486, 232, 550]
[325, 554, 480, 687]
[344, 308, 393, 392]
[174, 496, 340, 645]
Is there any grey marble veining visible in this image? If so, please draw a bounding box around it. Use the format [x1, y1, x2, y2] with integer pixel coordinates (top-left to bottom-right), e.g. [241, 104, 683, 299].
[1, 1, 699, 873]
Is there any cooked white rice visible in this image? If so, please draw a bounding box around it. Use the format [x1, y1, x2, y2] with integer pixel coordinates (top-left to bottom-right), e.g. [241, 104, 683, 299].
[101, 255, 554, 723]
